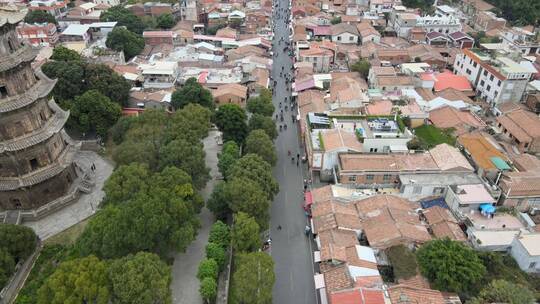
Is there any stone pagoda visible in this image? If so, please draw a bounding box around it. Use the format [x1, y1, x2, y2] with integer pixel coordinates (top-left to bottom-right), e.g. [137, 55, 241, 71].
[0, 6, 83, 216]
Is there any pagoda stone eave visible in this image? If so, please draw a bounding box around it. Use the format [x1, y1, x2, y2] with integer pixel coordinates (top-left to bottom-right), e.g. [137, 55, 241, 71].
[0, 10, 26, 27]
[0, 44, 38, 73]
[0, 136, 79, 191]
[0, 100, 69, 153]
[0, 70, 56, 113]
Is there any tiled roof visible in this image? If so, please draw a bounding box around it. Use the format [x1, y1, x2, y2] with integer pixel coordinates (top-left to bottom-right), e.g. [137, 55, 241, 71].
[500, 172, 540, 197]
[426, 31, 448, 40]
[429, 106, 486, 136]
[329, 288, 386, 304]
[298, 89, 327, 114]
[322, 264, 354, 293]
[320, 129, 363, 152]
[423, 206, 466, 241]
[212, 83, 247, 99]
[331, 23, 359, 36]
[312, 199, 359, 218]
[429, 143, 474, 172]
[339, 153, 439, 172]
[458, 132, 508, 171]
[511, 153, 540, 173]
[497, 109, 540, 143]
[388, 285, 446, 304]
[432, 70, 473, 92]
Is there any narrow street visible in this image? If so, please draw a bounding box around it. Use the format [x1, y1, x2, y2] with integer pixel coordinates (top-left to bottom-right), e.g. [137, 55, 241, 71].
[269, 0, 318, 303]
[171, 130, 221, 304]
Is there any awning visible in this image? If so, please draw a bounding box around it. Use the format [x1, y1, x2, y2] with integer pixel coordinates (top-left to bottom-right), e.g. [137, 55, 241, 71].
[480, 203, 496, 214]
[490, 157, 511, 170]
[304, 191, 313, 210]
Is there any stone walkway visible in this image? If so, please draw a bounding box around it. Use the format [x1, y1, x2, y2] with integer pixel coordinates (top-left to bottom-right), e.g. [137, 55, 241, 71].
[24, 151, 114, 240]
[171, 130, 221, 304]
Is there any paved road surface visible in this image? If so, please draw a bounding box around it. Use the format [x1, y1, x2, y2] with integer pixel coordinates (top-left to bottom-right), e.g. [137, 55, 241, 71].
[171, 130, 221, 304]
[269, 1, 318, 303]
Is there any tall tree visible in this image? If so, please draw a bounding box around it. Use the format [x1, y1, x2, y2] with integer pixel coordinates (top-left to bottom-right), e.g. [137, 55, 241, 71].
[246, 96, 275, 117]
[103, 163, 151, 204]
[214, 104, 248, 144]
[158, 138, 210, 189]
[100, 6, 145, 34]
[106, 27, 145, 60]
[0, 224, 37, 263]
[232, 212, 261, 252]
[50, 45, 81, 61]
[244, 130, 277, 166]
[469, 279, 535, 304]
[84, 64, 132, 106]
[171, 77, 214, 110]
[207, 182, 232, 220]
[41, 60, 85, 102]
[156, 13, 175, 29]
[208, 220, 230, 249]
[228, 154, 279, 201]
[218, 141, 240, 179]
[199, 277, 217, 304]
[69, 90, 122, 138]
[226, 177, 270, 231]
[37, 255, 110, 304]
[231, 252, 275, 304]
[108, 252, 172, 304]
[248, 114, 277, 140]
[24, 10, 57, 24]
[416, 239, 486, 294]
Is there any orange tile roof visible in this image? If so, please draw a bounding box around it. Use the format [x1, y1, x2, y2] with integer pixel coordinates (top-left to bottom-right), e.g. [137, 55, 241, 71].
[329, 288, 386, 304]
[431, 70, 473, 92]
[212, 83, 248, 99]
[339, 153, 439, 172]
[512, 153, 540, 173]
[423, 206, 466, 241]
[388, 285, 446, 304]
[496, 109, 540, 143]
[458, 132, 508, 171]
[429, 106, 486, 136]
[500, 172, 540, 197]
[365, 100, 393, 115]
[321, 129, 363, 153]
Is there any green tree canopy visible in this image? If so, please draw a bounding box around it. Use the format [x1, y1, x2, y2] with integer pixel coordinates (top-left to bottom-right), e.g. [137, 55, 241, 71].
[0, 224, 37, 263]
[208, 220, 230, 249]
[469, 279, 535, 304]
[226, 177, 270, 231]
[103, 163, 151, 204]
[76, 168, 202, 258]
[108, 252, 172, 304]
[199, 277, 217, 304]
[416, 239, 486, 293]
[218, 141, 240, 179]
[351, 59, 371, 79]
[106, 27, 144, 60]
[244, 130, 277, 166]
[51, 45, 81, 61]
[330, 16, 341, 24]
[101, 6, 145, 34]
[206, 23, 226, 35]
[110, 115, 136, 144]
[248, 114, 277, 140]
[171, 77, 214, 110]
[156, 13, 175, 29]
[205, 243, 226, 271]
[42, 60, 85, 102]
[197, 258, 218, 281]
[246, 96, 275, 117]
[401, 0, 434, 13]
[487, 0, 540, 26]
[158, 138, 209, 189]
[37, 255, 110, 304]
[69, 90, 122, 138]
[24, 10, 57, 24]
[231, 252, 275, 304]
[207, 182, 232, 220]
[0, 248, 15, 289]
[84, 64, 132, 106]
[215, 104, 248, 144]
[228, 154, 279, 201]
[232, 212, 261, 252]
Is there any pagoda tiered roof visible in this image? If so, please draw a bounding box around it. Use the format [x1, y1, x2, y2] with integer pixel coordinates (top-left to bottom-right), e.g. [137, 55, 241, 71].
[0, 70, 56, 113]
[0, 44, 38, 73]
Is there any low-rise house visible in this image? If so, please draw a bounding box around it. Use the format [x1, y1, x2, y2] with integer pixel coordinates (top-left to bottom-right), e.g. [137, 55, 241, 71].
[28, 0, 68, 18]
[429, 106, 486, 136]
[212, 83, 248, 107]
[499, 171, 540, 211]
[399, 173, 482, 202]
[331, 23, 359, 45]
[375, 49, 411, 66]
[467, 212, 525, 251]
[449, 31, 474, 49]
[59, 24, 91, 44]
[388, 285, 446, 304]
[356, 22, 381, 44]
[421, 205, 467, 241]
[510, 233, 540, 273]
[299, 45, 333, 73]
[426, 31, 450, 46]
[445, 183, 495, 214]
[17, 22, 59, 46]
[496, 108, 540, 153]
[143, 31, 177, 46]
[128, 88, 172, 110]
[139, 61, 178, 89]
[457, 132, 510, 179]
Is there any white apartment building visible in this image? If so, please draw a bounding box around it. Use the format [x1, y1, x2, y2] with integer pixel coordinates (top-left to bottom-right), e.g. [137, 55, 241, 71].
[393, 13, 462, 38]
[454, 49, 534, 107]
[499, 27, 540, 56]
[369, 0, 401, 14]
[93, 0, 119, 6]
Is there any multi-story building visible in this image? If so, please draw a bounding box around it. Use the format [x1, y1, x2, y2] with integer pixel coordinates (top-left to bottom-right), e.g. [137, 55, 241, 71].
[453, 49, 535, 107]
[298, 45, 333, 73]
[499, 27, 540, 56]
[0, 7, 83, 212]
[179, 0, 198, 21]
[394, 13, 462, 39]
[16, 22, 59, 46]
[28, 0, 68, 18]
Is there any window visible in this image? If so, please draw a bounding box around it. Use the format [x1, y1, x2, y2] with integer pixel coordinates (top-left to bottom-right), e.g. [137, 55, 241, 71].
[348, 176, 356, 182]
[0, 86, 7, 98]
[483, 70, 488, 76]
[480, 80, 485, 86]
[349, 36, 353, 41]
[529, 262, 537, 269]
[383, 174, 391, 181]
[473, 62, 477, 67]
[366, 174, 374, 181]
[337, 36, 341, 41]
[494, 91, 498, 97]
[11, 198, 21, 209]
[498, 80, 501, 86]
[28, 158, 41, 171]
[413, 185, 422, 194]
[466, 69, 471, 75]
[490, 75, 494, 81]
[486, 85, 491, 91]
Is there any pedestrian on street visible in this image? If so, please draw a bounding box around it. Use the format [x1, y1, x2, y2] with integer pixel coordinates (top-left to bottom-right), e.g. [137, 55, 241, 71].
[277, 225, 282, 230]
